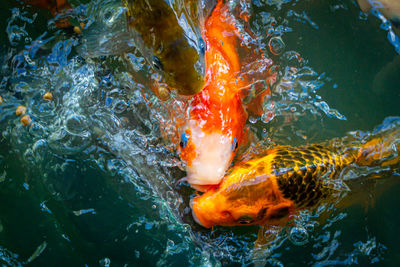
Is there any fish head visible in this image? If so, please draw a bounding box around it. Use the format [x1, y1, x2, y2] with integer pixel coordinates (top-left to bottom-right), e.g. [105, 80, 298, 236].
[191, 166, 294, 227]
[179, 120, 240, 190]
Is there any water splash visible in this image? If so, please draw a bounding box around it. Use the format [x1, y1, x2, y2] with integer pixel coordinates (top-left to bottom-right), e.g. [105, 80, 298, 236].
[0, 0, 398, 265]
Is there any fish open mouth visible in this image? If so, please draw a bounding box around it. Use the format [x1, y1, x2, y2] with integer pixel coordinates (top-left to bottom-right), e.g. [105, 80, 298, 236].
[190, 198, 202, 226]
[190, 183, 218, 192]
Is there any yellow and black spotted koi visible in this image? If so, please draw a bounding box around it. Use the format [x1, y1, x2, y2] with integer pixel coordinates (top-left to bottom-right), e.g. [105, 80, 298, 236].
[191, 119, 400, 228]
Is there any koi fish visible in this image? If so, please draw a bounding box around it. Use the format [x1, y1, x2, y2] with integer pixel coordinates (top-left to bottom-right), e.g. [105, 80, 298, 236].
[23, 0, 206, 96]
[123, 0, 205, 95]
[191, 118, 400, 228]
[179, 0, 274, 190]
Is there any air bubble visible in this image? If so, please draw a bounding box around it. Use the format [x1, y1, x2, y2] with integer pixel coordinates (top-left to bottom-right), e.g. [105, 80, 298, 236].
[268, 36, 285, 55]
[32, 139, 48, 162]
[99, 257, 111, 267]
[249, 116, 257, 124]
[65, 114, 88, 136]
[113, 100, 128, 113]
[288, 226, 309, 245]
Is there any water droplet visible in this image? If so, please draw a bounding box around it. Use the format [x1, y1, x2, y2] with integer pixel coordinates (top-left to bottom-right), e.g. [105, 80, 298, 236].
[288, 226, 309, 245]
[167, 239, 175, 249]
[0, 171, 6, 183]
[65, 114, 88, 136]
[249, 116, 257, 124]
[113, 100, 128, 113]
[23, 183, 29, 190]
[72, 208, 96, 216]
[261, 111, 274, 123]
[99, 257, 111, 267]
[31, 139, 48, 162]
[268, 36, 285, 55]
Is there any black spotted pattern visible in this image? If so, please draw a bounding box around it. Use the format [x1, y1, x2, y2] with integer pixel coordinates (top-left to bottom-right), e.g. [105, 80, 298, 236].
[273, 145, 355, 208]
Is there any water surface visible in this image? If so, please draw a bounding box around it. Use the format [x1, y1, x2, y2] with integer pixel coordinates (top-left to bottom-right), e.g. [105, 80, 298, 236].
[0, 0, 400, 266]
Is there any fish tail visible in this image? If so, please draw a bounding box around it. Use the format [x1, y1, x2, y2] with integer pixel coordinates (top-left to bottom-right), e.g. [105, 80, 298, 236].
[355, 120, 400, 167]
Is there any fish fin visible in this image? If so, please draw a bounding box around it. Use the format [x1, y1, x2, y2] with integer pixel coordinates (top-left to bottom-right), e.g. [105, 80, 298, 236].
[337, 172, 400, 214]
[243, 73, 276, 117]
[79, 31, 137, 57]
[175, 176, 188, 188]
[338, 177, 378, 212]
[245, 87, 271, 117]
[240, 126, 251, 148]
[235, 141, 275, 163]
[78, 13, 138, 56]
[239, 57, 277, 115]
[233, 127, 260, 161]
[356, 122, 400, 167]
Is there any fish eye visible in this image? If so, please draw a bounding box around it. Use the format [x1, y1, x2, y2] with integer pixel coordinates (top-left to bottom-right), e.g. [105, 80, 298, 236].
[221, 210, 232, 219]
[232, 137, 238, 151]
[180, 132, 190, 148]
[199, 38, 206, 55]
[237, 215, 254, 224]
[152, 56, 163, 71]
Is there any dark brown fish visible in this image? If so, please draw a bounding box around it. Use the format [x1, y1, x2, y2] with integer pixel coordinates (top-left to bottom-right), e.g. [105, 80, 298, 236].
[124, 0, 206, 95]
[23, 0, 207, 96]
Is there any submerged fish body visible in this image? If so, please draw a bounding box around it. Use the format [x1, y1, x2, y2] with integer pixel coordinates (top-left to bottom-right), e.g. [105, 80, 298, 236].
[123, 0, 206, 95]
[25, 0, 207, 95]
[179, 1, 273, 189]
[191, 119, 400, 228]
[82, 0, 207, 95]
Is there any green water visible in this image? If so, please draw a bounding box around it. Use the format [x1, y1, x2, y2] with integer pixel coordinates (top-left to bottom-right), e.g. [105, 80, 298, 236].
[0, 0, 400, 266]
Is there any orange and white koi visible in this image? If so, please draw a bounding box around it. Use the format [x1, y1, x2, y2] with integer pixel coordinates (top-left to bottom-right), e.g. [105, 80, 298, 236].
[178, 0, 274, 190]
